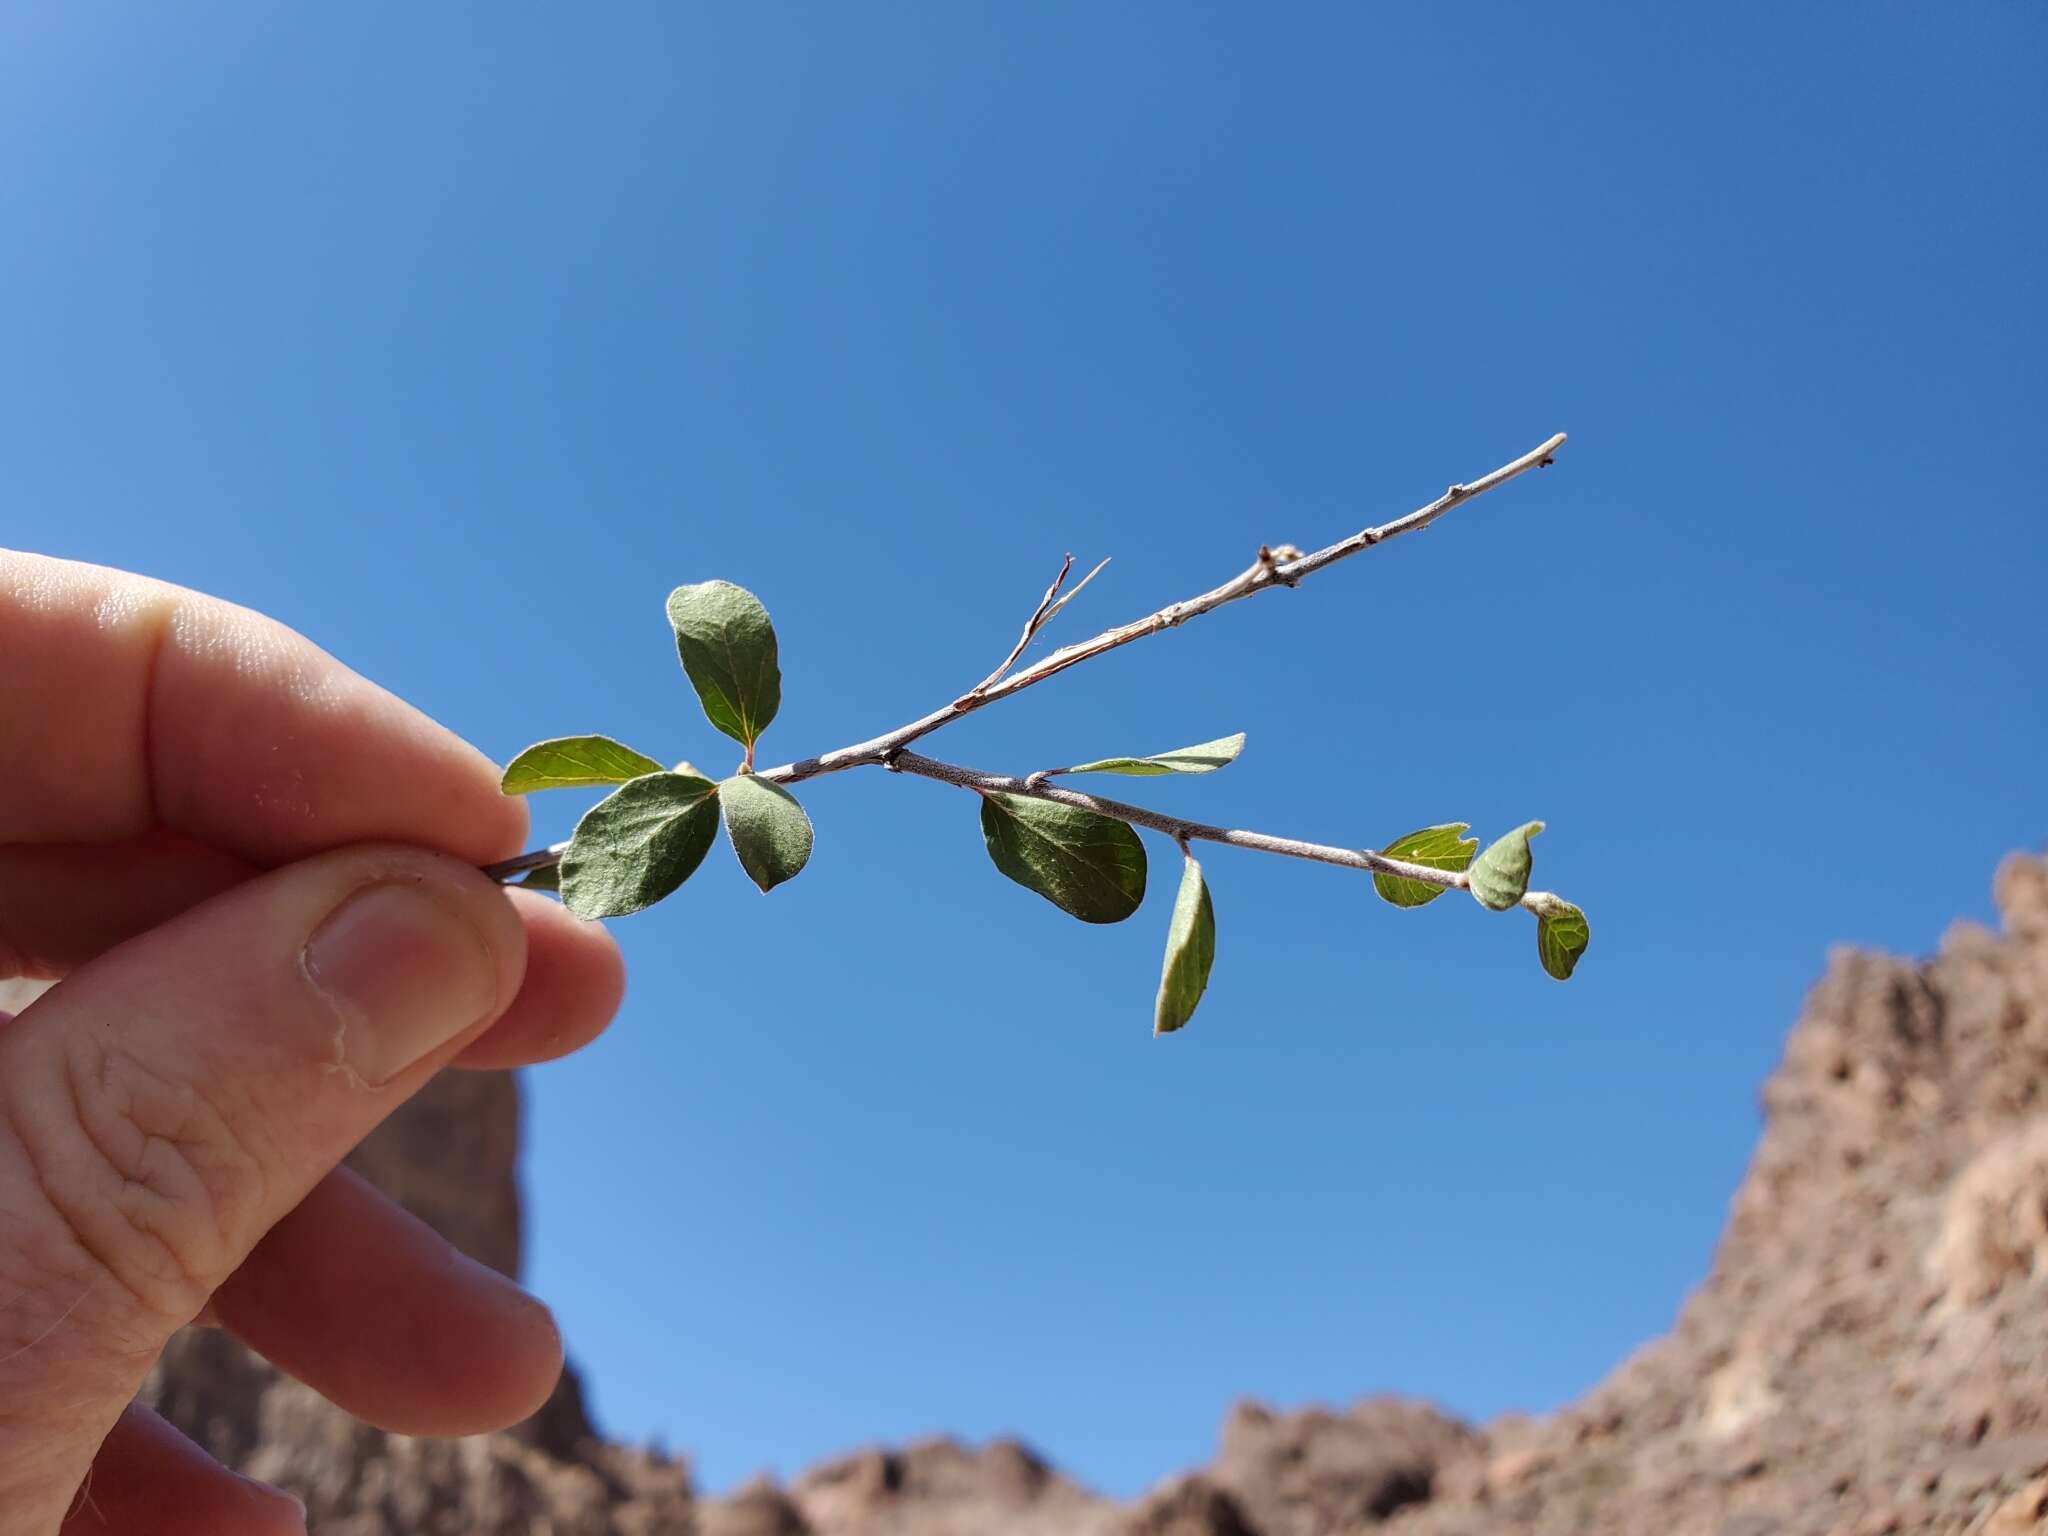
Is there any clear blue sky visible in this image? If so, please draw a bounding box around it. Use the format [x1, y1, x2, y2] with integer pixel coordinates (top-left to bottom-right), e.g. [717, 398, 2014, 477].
[4, 1, 2043, 1500]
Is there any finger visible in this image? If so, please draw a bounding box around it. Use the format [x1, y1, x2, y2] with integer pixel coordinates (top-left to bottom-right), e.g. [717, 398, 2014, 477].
[0, 831, 250, 980]
[453, 888, 626, 1069]
[0, 550, 527, 863]
[0, 844, 525, 1529]
[0, 840, 626, 1069]
[58, 1404, 305, 1536]
[210, 1166, 562, 1436]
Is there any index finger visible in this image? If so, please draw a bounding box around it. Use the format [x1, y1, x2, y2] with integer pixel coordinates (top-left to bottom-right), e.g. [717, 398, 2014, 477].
[0, 550, 527, 865]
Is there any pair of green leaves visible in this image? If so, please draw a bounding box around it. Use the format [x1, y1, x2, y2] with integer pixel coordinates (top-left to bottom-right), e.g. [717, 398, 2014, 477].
[978, 791, 1217, 1035]
[1371, 820, 1589, 980]
[1372, 820, 1539, 911]
[978, 732, 1240, 1034]
[505, 740, 815, 917]
[974, 729, 1242, 924]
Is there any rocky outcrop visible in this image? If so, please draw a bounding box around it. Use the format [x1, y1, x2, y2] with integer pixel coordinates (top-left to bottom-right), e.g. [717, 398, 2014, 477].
[1208, 1399, 1472, 1533]
[141, 1070, 693, 1533]
[1115, 1476, 1260, 1536]
[1383, 853, 2048, 1536]
[779, 1438, 1111, 1534]
[341, 1068, 525, 1283]
[152, 1322, 690, 1536]
[108, 851, 2048, 1535]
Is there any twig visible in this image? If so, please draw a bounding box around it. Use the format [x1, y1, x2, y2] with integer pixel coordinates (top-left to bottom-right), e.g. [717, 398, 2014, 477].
[887, 750, 1570, 917]
[480, 434, 1565, 885]
[887, 750, 1464, 885]
[761, 433, 1561, 784]
[487, 845, 568, 880]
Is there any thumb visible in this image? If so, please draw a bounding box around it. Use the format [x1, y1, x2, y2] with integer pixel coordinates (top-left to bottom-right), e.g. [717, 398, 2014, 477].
[0, 846, 526, 1528]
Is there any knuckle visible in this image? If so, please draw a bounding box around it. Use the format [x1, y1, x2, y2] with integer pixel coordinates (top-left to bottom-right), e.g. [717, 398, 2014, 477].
[8, 1026, 273, 1323]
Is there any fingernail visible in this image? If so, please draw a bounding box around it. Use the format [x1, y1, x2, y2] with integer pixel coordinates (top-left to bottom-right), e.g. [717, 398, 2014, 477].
[303, 881, 499, 1085]
[237, 1474, 308, 1528]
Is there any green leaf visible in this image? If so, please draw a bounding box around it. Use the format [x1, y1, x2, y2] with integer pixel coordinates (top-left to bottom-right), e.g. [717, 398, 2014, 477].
[1468, 821, 1544, 911]
[1372, 823, 1480, 908]
[1154, 853, 1216, 1035]
[1535, 900, 1590, 981]
[560, 771, 721, 919]
[1065, 733, 1246, 778]
[515, 862, 562, 894]
[666, 580, 782, 750]
[719, 773, 814, 892]
[501, 736, 666, 794]
[980, 792, 1147, 924]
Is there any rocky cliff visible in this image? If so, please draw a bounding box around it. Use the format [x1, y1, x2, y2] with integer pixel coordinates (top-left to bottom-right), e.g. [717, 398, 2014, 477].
[129, 853, 2048, 1535]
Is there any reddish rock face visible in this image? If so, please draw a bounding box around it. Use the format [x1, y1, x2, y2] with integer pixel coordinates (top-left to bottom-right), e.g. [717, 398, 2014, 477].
[1387, 853, 2048, 1536]
[145, 1070, 694, 1532]
[133, 854, 2048, 1535]
[342, 1067, 526, 1282]
[1207, 1398, 1473, 1533]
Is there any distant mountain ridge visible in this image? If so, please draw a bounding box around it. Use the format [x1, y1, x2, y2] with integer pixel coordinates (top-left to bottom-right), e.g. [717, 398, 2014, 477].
[133, 852, 2048, 1535]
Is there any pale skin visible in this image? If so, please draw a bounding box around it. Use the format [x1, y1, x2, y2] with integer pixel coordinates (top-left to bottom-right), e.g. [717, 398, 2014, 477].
[0, 551, 628, 1535]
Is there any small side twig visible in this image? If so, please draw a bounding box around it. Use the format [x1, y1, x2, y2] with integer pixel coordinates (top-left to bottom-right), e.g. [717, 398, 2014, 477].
[964, 553, 1073, 699]
[962, 552, 1112, 700]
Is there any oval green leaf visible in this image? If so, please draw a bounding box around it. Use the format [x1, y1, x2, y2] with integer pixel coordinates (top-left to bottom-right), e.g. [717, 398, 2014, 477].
[560, 771, 721, 919]
[720, 773, 814, 892]
[1065, 733, 1246, 778]
[1468, 820, 1544, 911]
[1536, 900, 1590, 980]
[980, 792, 1147, 924]
[667, 580, 782, 749]
[501, 736, 667, 794]
[1372, 823, 1479, 908]
[1154, 853, 1216, 1035]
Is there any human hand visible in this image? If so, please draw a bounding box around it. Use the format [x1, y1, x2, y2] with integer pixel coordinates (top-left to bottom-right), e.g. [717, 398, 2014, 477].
[0, 553, 626, 1535]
